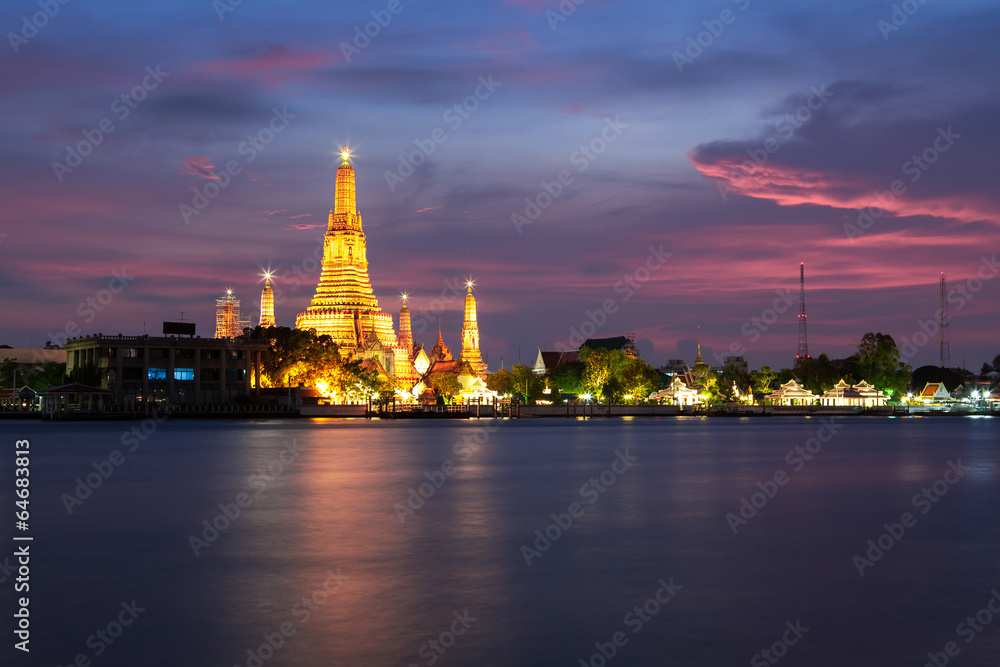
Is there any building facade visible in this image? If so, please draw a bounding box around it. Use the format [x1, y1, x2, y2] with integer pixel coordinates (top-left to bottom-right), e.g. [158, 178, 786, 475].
[65, 334, 267, 404]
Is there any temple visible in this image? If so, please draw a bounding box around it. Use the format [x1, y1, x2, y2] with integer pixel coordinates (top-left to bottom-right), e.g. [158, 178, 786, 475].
[460, 282, 487, 374]
[295, 147, 488, 394]
[295, 147, 408, 376]
[259, 272, 276, 327]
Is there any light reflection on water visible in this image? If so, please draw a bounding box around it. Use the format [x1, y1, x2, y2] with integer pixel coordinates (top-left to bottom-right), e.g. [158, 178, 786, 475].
[3, 416, 998, 666]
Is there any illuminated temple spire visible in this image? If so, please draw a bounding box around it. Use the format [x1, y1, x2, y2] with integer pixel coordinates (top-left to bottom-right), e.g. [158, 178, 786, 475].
[460, 280, 487, 374]
[430, 318, 452, 361]
[399, 293, 412, 353]
[259, 272, 276, 327]
[333, 145, 357, 220]
[295, 146, 407, 377]
[694, 326, 704, 366]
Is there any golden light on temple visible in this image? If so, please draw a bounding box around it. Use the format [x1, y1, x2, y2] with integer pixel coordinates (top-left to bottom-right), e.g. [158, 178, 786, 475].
[460, 279, 486, 374]
[400, 291, 409, 303]
[296, 143, 413, 383]
[259, 270, 276, 327]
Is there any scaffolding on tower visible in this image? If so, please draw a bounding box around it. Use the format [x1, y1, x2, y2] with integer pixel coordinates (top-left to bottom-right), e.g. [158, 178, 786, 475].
[215, 290, 251, 339]
[796, 262, 810, 361]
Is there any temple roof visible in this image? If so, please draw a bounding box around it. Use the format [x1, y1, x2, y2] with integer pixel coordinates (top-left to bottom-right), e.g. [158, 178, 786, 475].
[430, 321, 452, 360]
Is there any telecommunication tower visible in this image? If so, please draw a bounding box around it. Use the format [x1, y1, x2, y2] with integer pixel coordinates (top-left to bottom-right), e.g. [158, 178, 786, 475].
[796, 262, 810, 360]
[939, 272, 950, 368]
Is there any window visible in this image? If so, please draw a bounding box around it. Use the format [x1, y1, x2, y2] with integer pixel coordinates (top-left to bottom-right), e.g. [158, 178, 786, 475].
[174, 368, 195, 381]
[148, 367, 167, 380]
[226, 368, 246, 382]
[122, 367, 142, 381]
[176, 349, 196, 360]
[201, 349, 220, 360]
[122, 348, 143, 358]
[106, 347, 117, 358]
[226, 350, 245, 360]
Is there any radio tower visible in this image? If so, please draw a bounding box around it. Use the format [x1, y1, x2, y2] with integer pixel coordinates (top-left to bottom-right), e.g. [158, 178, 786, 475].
[796, 262, 810, 360]
[939, 272, 950, 368]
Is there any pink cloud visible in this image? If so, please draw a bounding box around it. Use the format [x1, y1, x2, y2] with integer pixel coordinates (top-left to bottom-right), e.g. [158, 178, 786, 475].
[178, 156, 220, 179]
[190, 46, 341, 85]
[689, 154, 1000, 226]
[415, 205, 444, 213]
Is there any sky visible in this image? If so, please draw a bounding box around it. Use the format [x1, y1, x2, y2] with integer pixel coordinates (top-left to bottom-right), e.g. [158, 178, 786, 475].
[1, 0, 998, 371]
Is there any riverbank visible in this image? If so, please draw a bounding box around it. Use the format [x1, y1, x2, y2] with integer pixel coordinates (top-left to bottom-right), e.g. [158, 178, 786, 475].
[2, 404, 994, 420]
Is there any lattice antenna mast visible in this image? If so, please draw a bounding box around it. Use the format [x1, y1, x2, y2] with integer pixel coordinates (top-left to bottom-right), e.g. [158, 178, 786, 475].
[796, 262, 810, 360]
[940, 272, 950, 368]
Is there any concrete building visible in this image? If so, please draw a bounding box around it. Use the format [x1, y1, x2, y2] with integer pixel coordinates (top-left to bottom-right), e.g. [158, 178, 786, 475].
[65, 334, 268, 405]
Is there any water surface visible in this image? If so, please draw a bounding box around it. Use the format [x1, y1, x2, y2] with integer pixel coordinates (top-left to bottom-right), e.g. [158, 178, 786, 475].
[1, 417, 998, 666]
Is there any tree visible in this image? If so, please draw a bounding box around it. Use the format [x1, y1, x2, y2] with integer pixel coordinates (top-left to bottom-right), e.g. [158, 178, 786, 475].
[620, 359, 661, 403]
[509, 364, 545, 403]
[486, 368, 514, 396]
[794, 354, 844, 394]
[717, 363, 751, 402]
[548, 360, 585, 394]
[252, 326, 343, 388]
[751, 366, 778, 393]
[579, 348, 630, 400]
[602, 375, 625, 403]
[428, 373, 461, 403]
[852, 332, 910, 396]
[0, 358, 20, 388]
[993, 353, 1000, 373]
[29, 362, 66, 390]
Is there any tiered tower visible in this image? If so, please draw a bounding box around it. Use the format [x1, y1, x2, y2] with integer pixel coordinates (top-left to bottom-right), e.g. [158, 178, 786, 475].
[459, 281, 487, 375]
[398, 294, 413, 354]
[215, 290, 250, 339]
[295, 147, 408, 376]
[259, 272, 276, 327]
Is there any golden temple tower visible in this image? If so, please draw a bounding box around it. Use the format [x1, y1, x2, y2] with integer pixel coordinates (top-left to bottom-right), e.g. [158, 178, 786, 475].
[459, 281, 487, 375]
[259, 272, 276, 327]
[430, 318, 452, 361]
[399, 294, 413, 353]
[295, 147, 408, 377]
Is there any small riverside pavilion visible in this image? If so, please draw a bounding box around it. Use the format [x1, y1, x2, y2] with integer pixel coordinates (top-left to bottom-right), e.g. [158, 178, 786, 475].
[649, 376, 702, 406]
[765, 379, 816, 406]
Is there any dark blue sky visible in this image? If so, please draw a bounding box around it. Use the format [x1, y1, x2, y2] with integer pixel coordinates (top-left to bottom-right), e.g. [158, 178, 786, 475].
[1, 0, 998, 369]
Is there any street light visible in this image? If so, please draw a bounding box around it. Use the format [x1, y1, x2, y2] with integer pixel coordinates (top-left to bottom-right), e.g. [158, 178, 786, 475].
[11, 368, 23, 411]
